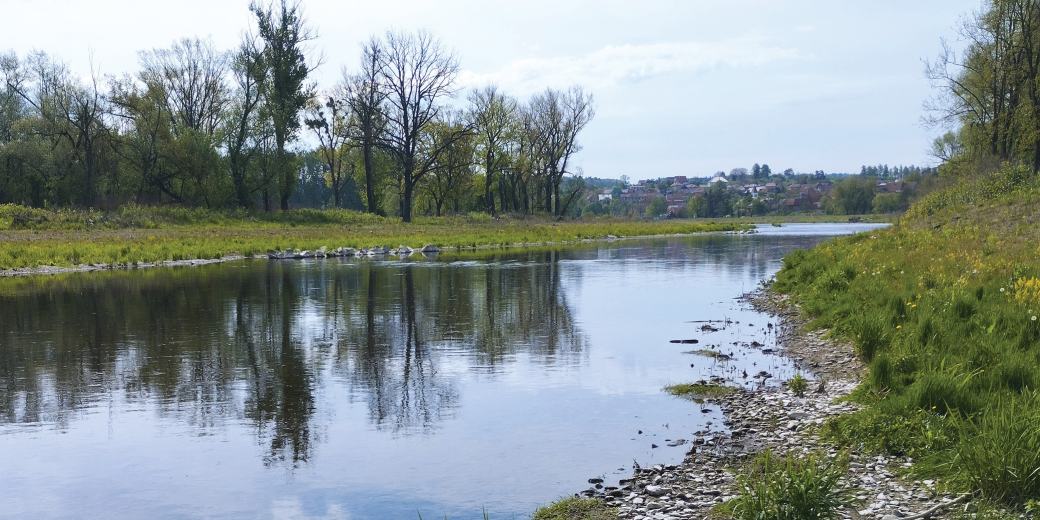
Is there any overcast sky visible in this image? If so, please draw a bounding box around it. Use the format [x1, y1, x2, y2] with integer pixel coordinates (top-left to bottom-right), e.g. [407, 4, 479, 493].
[4, 0, 981, 180]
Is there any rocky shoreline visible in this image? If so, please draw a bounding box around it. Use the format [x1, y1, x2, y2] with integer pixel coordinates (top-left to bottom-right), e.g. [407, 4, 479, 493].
[0, 230, 759, 279]
[580, 286, 970, 520]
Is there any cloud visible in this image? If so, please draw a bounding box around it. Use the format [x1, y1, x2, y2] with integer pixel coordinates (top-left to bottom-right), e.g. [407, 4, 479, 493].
[458, 37, 803, 96]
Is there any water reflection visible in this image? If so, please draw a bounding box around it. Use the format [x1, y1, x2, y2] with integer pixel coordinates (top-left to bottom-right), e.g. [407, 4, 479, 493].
[0, 253, 586, 461]
[0, 225, 883, 518]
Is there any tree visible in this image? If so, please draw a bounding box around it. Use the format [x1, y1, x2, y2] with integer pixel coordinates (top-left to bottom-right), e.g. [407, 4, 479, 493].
[645, 196, 666, 217]
[251, 0, 315, 211]
[344, 37, 387, 215]
[468, 85, 517, 215]
[762, 164, 772, 177]
[825, 176, 876, 215]
[226, 35, 267, 208]
[752, 163, 762, 179]
[422, 112, 476, 216]
[527, 86, 594, 216]
[377, 30, 465, 222]
[3, 51, 110, 207]
[304, 93, 351, 207]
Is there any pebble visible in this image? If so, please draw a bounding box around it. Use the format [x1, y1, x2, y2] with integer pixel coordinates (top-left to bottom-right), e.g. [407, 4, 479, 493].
[577, 290, 981, 519]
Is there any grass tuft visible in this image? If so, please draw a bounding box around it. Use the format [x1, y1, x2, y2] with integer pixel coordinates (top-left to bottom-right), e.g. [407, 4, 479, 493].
[532, 497, 617, 520]
[724, 450, 852, 520]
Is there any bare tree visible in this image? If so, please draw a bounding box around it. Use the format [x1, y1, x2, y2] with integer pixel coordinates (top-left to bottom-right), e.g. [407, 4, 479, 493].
[226, 34, 267, 208]
[527, 86, 594, 216]
[304, 92, 351, 207]
[377, 30, 466, 222]
[138, 38, 230, 137]
[344, 38, 388, 215]
[468, 85, 516, 215]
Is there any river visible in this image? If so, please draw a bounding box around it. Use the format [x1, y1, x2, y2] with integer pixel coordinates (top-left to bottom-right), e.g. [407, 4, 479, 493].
[0, 223, 884, 519]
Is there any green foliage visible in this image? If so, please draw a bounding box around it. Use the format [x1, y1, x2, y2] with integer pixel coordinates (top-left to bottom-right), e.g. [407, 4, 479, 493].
[775, 164, 1040, 506]
[823, 176, 876, 215]
[532, 497, 617, 520]
[952, 393, 1040, 505]
[645, 196, 667, 218]
[0, 207, 747, 270]
[789, 374, 809, 397]
[664, 383, 738, 399]
[727, 450, 852, 520]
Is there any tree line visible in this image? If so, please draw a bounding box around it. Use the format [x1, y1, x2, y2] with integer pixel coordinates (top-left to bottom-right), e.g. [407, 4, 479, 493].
[928, 0, 1040, 174]
[0, 0, 594, 222]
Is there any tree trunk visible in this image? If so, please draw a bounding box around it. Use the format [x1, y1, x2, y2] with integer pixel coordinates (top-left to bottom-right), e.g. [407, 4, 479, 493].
[401, 172, 414, 223]
[363, 135, 380, 215]
[484, 150, 495, 215]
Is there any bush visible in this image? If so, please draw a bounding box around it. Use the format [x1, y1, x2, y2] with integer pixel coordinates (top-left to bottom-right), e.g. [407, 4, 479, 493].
[789, 374, 809, 397]
[728, 450, 851, 520]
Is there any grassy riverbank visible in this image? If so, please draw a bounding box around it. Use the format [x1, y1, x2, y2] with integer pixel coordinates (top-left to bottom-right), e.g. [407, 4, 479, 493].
[0, 204, 753, 272]
[773, 165, 1040, 513]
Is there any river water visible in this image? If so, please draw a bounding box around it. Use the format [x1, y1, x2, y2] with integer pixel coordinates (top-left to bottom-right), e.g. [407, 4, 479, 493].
[0, 223, 883, 519]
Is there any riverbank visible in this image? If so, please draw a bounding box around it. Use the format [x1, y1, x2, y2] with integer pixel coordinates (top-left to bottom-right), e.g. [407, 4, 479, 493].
[571, 289, 970, 520]
[0, 204, 895, 276]
[560, 167, 1040, 519]
[0, 206, 754, 276]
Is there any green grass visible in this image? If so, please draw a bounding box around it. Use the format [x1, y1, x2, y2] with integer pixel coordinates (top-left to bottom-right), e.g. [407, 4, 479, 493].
[773, 164, 1040, 508]
[532, 497, 616, 520]
[664, 382, 739, 399]
[720, 450, 852, 520]
[0, 204, 748, 271]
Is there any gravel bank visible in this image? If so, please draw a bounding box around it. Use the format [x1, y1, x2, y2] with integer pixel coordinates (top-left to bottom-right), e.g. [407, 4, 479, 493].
[579, 287, 971, 520]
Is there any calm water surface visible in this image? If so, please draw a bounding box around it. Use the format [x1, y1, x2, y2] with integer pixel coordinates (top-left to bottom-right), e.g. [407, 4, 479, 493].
[0, 223, 884, 519]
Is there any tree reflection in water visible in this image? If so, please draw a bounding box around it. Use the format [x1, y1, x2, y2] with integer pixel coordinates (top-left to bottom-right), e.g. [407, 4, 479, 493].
[0, 251, 585, 465]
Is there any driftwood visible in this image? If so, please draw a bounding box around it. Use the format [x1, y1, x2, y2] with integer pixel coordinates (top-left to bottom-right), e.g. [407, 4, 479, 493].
[899, 493, 971, 520]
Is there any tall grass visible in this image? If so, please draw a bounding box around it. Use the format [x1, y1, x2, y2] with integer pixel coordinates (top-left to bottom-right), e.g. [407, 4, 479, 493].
[0, 205, 748, 271]
[774, 164, 1040, 506]
[725, 450, 851, 520]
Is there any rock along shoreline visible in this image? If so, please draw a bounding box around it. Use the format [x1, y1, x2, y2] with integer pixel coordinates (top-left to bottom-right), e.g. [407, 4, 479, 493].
[581, 286, 971, 520]
[0, 229, 755, 279]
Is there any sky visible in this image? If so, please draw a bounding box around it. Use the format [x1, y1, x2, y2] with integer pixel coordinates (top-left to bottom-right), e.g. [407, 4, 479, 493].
[3, 0, 982, 180]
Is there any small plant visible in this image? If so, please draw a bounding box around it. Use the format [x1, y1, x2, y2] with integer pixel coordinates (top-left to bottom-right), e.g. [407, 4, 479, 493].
[728, 450, 852, 520]
[532, 497, 616, 520]
[789, 373, 809, 397]
[664, 382, 738, 399]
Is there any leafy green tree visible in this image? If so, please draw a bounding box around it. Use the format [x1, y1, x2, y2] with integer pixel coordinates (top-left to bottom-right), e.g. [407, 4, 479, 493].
[251, 0, 315, 210]
[645, 196, 666, 217]
[825, 176, 876, 215]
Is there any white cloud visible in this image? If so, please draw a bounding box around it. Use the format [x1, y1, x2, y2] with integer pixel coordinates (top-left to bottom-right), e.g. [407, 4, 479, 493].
[458, 37, 803, 96]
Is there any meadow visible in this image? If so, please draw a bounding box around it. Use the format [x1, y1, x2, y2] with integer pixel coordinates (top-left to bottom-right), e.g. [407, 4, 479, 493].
[0, 204, 750, 271]
[773, 164, 1040, 513]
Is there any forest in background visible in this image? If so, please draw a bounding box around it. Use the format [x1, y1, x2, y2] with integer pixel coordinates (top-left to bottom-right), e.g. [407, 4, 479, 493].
[0, 1, 594, 222]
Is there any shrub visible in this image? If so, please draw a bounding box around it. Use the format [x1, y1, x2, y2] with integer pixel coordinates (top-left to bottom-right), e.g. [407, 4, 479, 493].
[728, 450, 851, 520]
[789, 373, 809, 397]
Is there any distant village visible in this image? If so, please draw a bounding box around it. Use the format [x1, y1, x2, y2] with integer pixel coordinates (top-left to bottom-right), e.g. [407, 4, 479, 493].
[582, 164, 937, 218]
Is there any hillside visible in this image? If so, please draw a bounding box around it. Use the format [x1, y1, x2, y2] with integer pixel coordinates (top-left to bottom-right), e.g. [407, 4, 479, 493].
[773, 165, 1040, 512]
